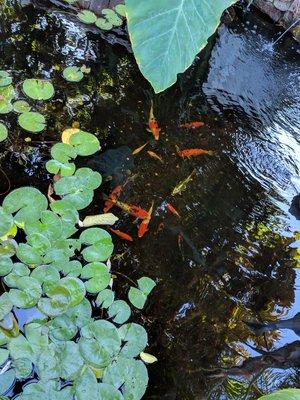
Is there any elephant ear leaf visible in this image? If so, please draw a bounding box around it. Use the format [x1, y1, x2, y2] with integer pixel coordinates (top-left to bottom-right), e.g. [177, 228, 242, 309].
[125, 0, 237, 93]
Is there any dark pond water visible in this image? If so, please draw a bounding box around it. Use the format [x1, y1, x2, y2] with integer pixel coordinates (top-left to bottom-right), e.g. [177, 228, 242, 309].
[0, 1, 300, 398]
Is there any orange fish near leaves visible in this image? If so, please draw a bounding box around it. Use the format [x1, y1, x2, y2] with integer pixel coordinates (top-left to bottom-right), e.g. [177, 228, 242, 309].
[166, 203, 180, 218]
[138, 201, 154, 238]
[148, 102, 161, 140]
[109, 228, 133, 242]
[112, 199, 149, 219]
[179, 121, 205, 129]
[104, 185, 123, 213]
[176, 146, 214, 158]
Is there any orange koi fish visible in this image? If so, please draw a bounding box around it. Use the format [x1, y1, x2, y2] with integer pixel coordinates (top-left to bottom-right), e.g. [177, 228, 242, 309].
[138, 201, 154, 238]
[109, 228, 133, 242]
[166, 203, 180, 217]
[113, 199, 149, 219]
[179, 121, 205, 129]
[104, 185, 123, 213]
[147, 151, 164, 163]
[148, 102, 161, 140]
[132, 142, 148, 155]
[177, 146, 214, 158]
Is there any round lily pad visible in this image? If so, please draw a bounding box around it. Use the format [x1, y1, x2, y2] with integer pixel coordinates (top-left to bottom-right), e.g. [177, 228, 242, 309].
[69, 130, 100, 156]
[102, 9, 123, 27]
[22, 79, 54, 101]
[77, 10, 97, 24]
[63, 66, 84, 82]
[0, 122, 8, 142]
[13, 100, 31, 113]
[18, 112, 46, 133]
[115, 4, 126, 17]
[0, 71, 12, 87]
[0, 100, 12, 114]
[95, 18, 113, 30]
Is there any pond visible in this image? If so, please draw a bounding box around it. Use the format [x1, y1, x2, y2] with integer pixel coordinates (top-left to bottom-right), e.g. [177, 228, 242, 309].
[0, 1, 300, 399]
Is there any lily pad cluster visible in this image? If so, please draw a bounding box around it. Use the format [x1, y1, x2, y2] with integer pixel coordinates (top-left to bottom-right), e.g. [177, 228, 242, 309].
[0, 74, 56, 141]
[77, 5, 126, 31]
[0, 130, 156, 398]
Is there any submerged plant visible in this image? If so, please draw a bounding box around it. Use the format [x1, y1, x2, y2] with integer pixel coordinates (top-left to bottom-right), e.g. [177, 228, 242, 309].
[0, 115, 156, 399]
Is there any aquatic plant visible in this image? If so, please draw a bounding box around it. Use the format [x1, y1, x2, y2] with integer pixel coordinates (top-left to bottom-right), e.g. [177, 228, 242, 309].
[0, 91, 156, 399]
[258, 388, 300, 399]
[77, 6, 125, 31]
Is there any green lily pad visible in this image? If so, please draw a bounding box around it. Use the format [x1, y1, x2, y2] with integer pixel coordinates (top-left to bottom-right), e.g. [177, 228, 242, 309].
[12, 100, 31, 113]
[95, 18, 113, 30]
[80, 262, 111, 294]
[0, 369, 15, 396]
[4, 263, 30, 288]
[38, 285, 71, 317]
[0, 349, 9, 366]
[3, 187, 48, 225]
[18, 111, 46, 133]
[46, 159, 76, 176]
[0, 254, 13, 277]
[108, 300, 131, 324]
[118, 323, 148, 358]
[9, 276, 42, 308]
[115, 4, 126, 17]
[0, 123, 8, 142]
[77, 10, 97, 24]
[49, 314, 78, 341]
[79, 337, 111, 368]
[65, 298, 92, 328]
[58, 277, 86, 307]
[16, 243, 43, 266]
[0, 100, 12, 114]
[98, 383, 124, 400]
[80, 228, 113, 262]
[0, 208, 13, 237]
[102, 9, 123, 26]
[75, 366, 98, 399]
[0, 71, 12, 87]
[103, 357, 148, 400]
[63, 66, 84, 82]
[12, 357, 33, 379]
[22, 79, 54, 100]
[96, 289, 115, 309]
[69, 130, 100, 156]
[128, 288, 147, 310]
[0, 293, 13, 320]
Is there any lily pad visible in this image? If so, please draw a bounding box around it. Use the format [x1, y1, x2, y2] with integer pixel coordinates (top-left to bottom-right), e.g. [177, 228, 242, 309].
[9, 276, 42, 308]
[0, 71, 12, 87]
[22, 79, 54, 100]
[95, 18, 113, 30]
[0, 369, 15, 396]
[80, 262, 111, 294]
[0, 123, 7, 142]
[0, 100, 12, 114]
[115, 4, 126, 17]
[77, 10, 97, 24]
[108, 300, 131, 324]
[12, 100, 31, 113]
[258, 389, 300, 399]
[18, 111, 46, 133]
[69, 130, 100, 156]
[102, 9, 123, 27]
[63, 66, 84, 82]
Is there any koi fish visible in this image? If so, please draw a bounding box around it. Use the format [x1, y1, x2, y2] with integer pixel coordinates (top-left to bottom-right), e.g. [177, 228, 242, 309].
[166, 203, 180, 217]
[104, 185, 123, 213]
[177, 146, 214, 158]
[132, 142, 148, 155]
[147, 151, 164, 164]
[138, 201, 154, 238]
[112, 198, 149, 219]
[172, 171, 195, 196]
[179, 121, 205, 129]
[109, 228, 133, 242]
[147, 102, 161, 140]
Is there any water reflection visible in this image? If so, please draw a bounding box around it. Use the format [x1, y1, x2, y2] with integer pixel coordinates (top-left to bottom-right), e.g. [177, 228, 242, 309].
[0, 2, 299, 399]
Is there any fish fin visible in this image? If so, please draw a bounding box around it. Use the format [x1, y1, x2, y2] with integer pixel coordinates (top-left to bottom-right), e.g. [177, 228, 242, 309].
[146, 128, 152, 133]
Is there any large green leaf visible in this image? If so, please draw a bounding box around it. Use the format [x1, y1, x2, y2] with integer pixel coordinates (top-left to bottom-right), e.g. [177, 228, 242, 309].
[126, 0, 236, 93]
[258, 389, 300, 399]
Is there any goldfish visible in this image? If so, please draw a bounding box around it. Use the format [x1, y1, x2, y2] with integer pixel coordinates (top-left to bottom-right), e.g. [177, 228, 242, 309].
[166, 203, 180, 217]
[176, 146, 214, 158]
[147, 150, 164, 163]
[104, 185, 123, 213]
[109, 228, 133, 242]
[138, 201, 154, 238]
[147, 102, 161, 140]
[112, 198, 149, 219]
[132, 142, 148, 155]
[172, 171, 195, 196]
[179, 121, 205, 129]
